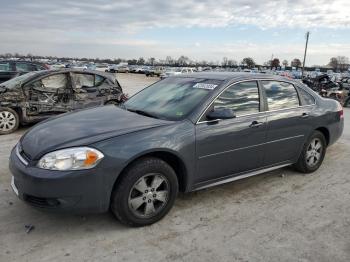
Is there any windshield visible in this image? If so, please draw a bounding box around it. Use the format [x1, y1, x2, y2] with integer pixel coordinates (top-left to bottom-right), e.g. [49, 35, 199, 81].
[124, 77, 222, 121]
[1, 72, 37, 89]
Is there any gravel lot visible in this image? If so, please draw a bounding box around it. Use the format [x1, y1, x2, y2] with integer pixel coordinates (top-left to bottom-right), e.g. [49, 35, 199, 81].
[0, 73, 349, 262]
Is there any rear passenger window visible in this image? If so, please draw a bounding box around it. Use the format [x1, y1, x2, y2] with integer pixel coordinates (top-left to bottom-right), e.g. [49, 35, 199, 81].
[71, 73, 95, 89]
[213, 81, 260, 116]
[298, 88, 315, 105]
[262, 81, 299, 110]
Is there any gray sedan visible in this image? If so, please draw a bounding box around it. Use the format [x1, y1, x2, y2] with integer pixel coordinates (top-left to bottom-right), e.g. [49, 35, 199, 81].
[9, 73, 344, 227]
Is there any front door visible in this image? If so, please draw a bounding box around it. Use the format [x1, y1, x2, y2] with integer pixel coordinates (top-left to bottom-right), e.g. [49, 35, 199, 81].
[24, 73, 72, 116]
[195, 81, 267, 185]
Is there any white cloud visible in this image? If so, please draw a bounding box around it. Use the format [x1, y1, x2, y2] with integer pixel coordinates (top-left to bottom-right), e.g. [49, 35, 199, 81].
[2, 0, 350, 32]
[1, 0, 350, 65]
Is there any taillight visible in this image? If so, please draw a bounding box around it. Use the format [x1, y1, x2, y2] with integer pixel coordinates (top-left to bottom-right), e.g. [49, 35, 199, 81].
[339, 109, 344, 119]
[120, 93, 128, 102]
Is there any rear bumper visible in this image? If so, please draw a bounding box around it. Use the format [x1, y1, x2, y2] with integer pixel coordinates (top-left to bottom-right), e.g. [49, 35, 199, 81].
[9, 147, 111, 213]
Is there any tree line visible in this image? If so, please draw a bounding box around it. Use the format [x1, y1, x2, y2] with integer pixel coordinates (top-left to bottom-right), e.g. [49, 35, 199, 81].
[0, 53, 348, 71]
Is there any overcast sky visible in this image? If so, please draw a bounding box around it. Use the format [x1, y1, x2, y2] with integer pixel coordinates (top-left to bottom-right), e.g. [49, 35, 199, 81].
[1, 0, 350, 65]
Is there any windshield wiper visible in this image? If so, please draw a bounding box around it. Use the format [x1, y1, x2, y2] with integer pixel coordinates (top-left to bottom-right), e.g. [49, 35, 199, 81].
[127, 108, 159, 119]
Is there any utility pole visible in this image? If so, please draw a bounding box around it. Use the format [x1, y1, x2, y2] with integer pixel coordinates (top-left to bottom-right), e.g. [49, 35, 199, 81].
[302, 31, 310, 76]
[270, 54, 274, 69]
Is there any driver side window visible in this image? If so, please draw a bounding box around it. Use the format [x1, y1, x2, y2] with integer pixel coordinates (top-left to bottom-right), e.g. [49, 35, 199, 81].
[212, 81, 260, 117]
[30, 74, 68, 90]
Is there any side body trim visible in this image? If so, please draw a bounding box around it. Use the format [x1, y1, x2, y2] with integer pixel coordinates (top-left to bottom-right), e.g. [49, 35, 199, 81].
[193, 163, 291, 191]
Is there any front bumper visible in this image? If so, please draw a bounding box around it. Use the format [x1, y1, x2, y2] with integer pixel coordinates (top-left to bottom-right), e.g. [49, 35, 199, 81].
[9, 147, 112, 213]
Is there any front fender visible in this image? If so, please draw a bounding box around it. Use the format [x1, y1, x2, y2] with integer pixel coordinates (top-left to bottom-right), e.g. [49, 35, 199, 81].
[91, 120, 196, 197]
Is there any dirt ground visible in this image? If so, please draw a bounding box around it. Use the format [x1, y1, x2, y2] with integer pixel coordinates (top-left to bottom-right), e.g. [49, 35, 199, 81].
[0, 73, 349, 262]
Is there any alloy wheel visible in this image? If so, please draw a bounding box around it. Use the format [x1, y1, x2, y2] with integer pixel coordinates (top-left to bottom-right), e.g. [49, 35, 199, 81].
[128, 173, 169, 218]
[0, 111, 16, 132]
[306, 138, 323, 167]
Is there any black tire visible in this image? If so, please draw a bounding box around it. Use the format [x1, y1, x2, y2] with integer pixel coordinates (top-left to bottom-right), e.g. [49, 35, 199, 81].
[111, 157, 178, 227]
[0, 107, 20, 135]
[294, 131, 327, 173]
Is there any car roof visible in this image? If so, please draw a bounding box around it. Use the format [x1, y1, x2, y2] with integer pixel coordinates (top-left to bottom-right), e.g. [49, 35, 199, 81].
[0, 60, 46, 65]
[175, 72, 293, 82]
[29, 68, 116, 83]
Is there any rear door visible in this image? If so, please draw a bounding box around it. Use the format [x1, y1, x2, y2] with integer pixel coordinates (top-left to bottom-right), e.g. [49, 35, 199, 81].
[195, 81, 267, 184]
[71, 72, 106, 109]
[261, 80, 314, 166]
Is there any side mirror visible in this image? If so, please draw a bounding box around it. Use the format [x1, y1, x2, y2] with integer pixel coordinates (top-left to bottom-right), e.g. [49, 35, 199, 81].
[207, 108, 236, 120]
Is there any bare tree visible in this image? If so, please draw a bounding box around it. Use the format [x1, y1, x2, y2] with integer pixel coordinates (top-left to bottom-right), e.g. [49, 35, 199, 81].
[149, 57, 156, 65]
[227, 59, 237, 67]
[328, 57, 338, 70]
[137, 57, 145, 65]
[282, 60, 288, 67]
[241, 57, 255, 68]
[337, 56, 349, 71]
[271, 58, 280, 69]
[222, 57, 228, 67]
[165, 56, 174, 65]
[177, 56, 190, 66]
[291, 58, 302, 69]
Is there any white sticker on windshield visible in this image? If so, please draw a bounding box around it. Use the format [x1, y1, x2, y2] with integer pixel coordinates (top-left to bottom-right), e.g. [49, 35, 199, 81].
[193, 83, 217, 90]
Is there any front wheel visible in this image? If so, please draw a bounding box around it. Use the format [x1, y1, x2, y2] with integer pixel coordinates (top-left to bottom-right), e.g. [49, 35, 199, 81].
[110, 157, 178, 227]
[0, 108, 20, 135]
[294, 131, 327, 173]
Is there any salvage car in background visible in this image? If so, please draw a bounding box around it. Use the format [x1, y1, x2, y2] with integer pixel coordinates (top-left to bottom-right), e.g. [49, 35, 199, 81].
[160, 67, 194, 79]
[0, 60, 49, 83]
[0, 69, 125, 134]
[145, 66, 166, 77]
[9, 73, 343, 226]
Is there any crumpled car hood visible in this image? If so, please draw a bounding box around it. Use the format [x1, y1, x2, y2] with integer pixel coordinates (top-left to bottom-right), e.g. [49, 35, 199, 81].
[20, 105, 172, 160]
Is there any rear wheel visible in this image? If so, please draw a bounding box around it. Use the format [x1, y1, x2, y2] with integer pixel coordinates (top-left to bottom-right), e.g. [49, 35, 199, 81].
[110, 157, 178, 227]
[0, 108, 19, 135]
[294, 131, 326, 173]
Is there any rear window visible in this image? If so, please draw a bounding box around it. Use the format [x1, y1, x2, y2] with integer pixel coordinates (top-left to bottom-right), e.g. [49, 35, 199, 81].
[262, 81, 300, 110]
[298, 88, 315, 105]
[71, 73, 106, 88]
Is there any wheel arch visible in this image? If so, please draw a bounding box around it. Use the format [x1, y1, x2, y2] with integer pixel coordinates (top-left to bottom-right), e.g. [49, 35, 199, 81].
[315, 126, 330, 146]
[113, 150, 189, 193]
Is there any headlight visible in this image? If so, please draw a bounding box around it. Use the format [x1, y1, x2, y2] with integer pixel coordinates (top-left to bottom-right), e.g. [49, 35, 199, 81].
[37, 147, 104, 171]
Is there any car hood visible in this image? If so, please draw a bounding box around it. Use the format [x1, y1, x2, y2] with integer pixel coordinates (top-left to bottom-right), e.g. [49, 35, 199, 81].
[20, 105, 173, 160]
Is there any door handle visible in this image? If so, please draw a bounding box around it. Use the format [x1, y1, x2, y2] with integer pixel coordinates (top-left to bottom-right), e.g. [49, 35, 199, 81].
[301, 113, 309, 118]
[249, 121, 264, 128]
